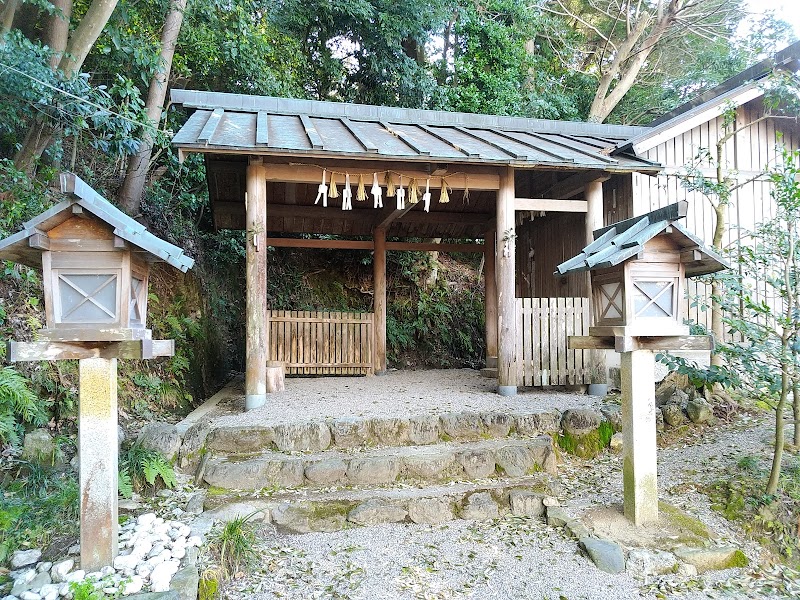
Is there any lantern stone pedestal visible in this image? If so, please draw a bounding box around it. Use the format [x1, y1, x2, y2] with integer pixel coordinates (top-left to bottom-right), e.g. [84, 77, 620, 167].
[8, 340, 174, 570]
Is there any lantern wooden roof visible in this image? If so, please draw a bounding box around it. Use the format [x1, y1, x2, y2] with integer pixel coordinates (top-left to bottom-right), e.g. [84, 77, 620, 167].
[554, 201, 728, 277]
[0, 173, 194, 272]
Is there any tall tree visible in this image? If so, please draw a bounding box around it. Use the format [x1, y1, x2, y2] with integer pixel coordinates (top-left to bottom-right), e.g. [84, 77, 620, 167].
[117, 0, 188, 216]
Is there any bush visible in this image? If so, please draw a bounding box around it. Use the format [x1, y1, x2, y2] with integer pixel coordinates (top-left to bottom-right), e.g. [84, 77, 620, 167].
[0, 366, 47, 446]
[119, 442, 176, 497]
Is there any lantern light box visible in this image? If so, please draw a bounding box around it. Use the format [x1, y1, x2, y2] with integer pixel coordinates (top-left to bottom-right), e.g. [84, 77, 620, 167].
[555, 201, 728, 338]
[0, 173, 194, 342]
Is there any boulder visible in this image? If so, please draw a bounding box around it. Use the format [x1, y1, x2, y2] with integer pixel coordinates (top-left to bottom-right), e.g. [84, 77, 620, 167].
[546, 506, 569, 527]
[561, 409, 602, 437]
[687, 399, 713, 424]
[50, 559, 74, 583]
[304, 458, 348, 485]
[407, 497, 454, 524]
[169, 565, 199, 600]
[609, 433, 624, 452]
[481, 413, 512, 438]
[508, 490, 545, 517]
[514, 410, 561, 437]
[403, 450, 455, 480]
[655, 372, 693, 407]
[460, 492, 499, 520]
[22, 430, 59, 467]
[346, 457, 401, 485]
[600, 405, 623, 431]
[440, 412, 485, 441]
[184, 491, 206, 515]
[579, 537, 625, 574]
[138, 423, 181, 462]
[330, 418, 371, 448]
[655, 409, 665, 432]
[11, 549, 42, 569]
[271, 422, 331, 453]
[661, 404, 686, 427]
[177, 418, 211, 472]
[566, 520, 591, 540]
[626, 548, 678, 578]
[408, 415, 441, 445]
[347, 500, 408, 525]
[370, 418, 410, 446]
[456, 449, 495, 478]
[494, 445, 538, 477]
[203, 457, 304, 490]
[204, 425, 272, 455]
[203, 501, 270, 523]
[673, 546, 748, 573]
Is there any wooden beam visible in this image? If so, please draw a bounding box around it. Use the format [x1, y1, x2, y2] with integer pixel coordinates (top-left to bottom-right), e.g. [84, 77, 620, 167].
[256, 111, 270, 146]
[374, 201, 417, 230]
[264, 237, 484, 252]
[7, 340, 174, 361]
[484, 229, 498, 364]
[245, 159, 269, 410]
[198, 108, 224, 145]
[299, 114, 324, 149]
[540, 171, 609, 199]
[568, 335, 714, 351]
[260, 163, 500, 190]
[28, 232, 49, 250]
[262, 204, 492, 226]
[373, 227, 387, 374]
[515, 198, 588, 213]
[496, 166, 516, 394]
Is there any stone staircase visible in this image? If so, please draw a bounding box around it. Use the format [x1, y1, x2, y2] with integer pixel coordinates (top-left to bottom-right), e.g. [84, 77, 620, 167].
[183, 407, 577, 533]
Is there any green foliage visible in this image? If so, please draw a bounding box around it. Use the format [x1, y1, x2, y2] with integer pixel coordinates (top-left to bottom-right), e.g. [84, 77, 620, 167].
[207, 512, 259, 578]
[0, 466, 79, 563]
[0, 366, 47, 446]
[657, 352, 741, 393]
[119, 442, 177, 496]
[557, 422, 613, 459]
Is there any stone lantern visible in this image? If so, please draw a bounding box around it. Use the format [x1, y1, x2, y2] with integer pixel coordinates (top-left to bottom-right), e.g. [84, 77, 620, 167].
[556, 201, 727, 526]
[0, 173, 193, 570]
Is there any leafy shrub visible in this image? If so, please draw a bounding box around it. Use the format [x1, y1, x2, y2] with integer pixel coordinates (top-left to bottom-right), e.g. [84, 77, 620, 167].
[119, 442, 176, 497]
[0, 366, 47, 446]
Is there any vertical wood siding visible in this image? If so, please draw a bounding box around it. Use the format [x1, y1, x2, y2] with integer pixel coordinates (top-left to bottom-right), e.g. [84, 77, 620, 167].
[268, 310, 374, 375]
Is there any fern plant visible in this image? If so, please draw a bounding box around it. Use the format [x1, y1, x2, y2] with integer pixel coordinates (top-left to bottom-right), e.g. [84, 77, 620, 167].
[119, 441, 176, 496]
[0, 366, 46, 445]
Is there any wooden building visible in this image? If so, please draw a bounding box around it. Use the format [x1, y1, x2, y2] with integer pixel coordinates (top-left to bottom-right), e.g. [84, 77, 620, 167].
[168, 42, 800, 402]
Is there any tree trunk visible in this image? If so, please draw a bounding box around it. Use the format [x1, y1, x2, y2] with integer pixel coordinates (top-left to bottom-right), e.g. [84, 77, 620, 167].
[117, 0, 187, 215]
[767, 367, 788, 495]
[42, 0, 72, 70]
[793, 380, 800, 447]
[0, 0, 20, 35]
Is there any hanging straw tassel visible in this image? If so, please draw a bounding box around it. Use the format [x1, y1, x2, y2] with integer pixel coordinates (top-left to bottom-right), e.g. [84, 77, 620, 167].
[329, 172, 339, 199]
[356, 174, 367, 202]
[439, 177, 450, 204]
[409, 178, 418, 204]
[385, 172, 396, 197]
[462, 175, 470, 205]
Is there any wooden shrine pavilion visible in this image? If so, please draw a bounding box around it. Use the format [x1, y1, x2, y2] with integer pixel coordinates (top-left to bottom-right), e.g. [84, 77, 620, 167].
[170, 89, 663, 407]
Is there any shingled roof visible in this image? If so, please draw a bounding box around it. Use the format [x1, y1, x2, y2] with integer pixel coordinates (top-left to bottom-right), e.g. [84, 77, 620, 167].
[170, 90, 659, 173]
[554, 201, 728, 277]
[0, 173, 194, 272]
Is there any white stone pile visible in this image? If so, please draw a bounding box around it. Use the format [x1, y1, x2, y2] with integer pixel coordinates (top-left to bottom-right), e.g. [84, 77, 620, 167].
[2, 513, 200, 600]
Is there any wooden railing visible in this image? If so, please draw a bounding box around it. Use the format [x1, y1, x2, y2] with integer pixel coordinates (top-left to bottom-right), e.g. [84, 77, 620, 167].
[515, 297, 592, 386]
[268, 310, 374, 375]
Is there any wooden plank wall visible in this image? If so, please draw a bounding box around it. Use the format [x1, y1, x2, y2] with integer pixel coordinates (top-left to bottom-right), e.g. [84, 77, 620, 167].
[630, 103, 800, 332]
[516, 213, 588, 298]
[268, 310, 374, 375]
[515, 297, 591, 386]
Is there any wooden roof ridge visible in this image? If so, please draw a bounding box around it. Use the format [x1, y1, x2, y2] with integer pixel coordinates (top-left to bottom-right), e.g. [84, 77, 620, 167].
[170, 89, 647, 138]
[554, 201, 728, 277]
[0, 173, 194, 272]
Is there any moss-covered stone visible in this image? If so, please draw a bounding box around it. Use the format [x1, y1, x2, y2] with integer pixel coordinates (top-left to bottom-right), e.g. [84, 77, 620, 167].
[659, 502, 711, 545]
[557, 421, 614, 459]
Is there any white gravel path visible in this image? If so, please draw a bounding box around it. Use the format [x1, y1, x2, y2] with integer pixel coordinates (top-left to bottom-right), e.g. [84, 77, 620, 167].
[207, 369, 601, 427]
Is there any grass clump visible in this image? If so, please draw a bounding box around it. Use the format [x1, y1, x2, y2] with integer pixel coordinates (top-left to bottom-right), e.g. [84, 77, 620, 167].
[207, 513, 259, 578]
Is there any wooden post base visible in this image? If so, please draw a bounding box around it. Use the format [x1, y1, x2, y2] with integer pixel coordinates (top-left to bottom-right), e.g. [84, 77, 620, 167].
[266, 362, 285, 393]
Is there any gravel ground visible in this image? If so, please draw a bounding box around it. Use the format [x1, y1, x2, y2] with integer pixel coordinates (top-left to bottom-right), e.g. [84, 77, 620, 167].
[195, 371, 799, 600]
[208, 369, 601, 428]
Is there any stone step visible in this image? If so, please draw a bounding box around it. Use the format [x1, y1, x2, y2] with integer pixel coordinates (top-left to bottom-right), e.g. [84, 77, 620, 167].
[200, 408, 562, 456]
[202, 475, 558, 533]
[480, 367, 498, 379]
[201, 436, 557, 491]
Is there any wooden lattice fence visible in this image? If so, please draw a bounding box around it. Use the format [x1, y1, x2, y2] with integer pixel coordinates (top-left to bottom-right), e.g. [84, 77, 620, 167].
[515, 297, 592, 386]
[268, 310, 374, 375]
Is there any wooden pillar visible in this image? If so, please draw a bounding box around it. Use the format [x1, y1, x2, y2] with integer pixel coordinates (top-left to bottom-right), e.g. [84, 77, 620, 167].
[79, 357, 118, 571]
[484, 229, 498, 368]
[585, 179, 607, 386]
[373, 227, 387, 374]
[245, 158, 268, 410]
[496, 166, 516, 395]
[621, 349, 659, 525]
